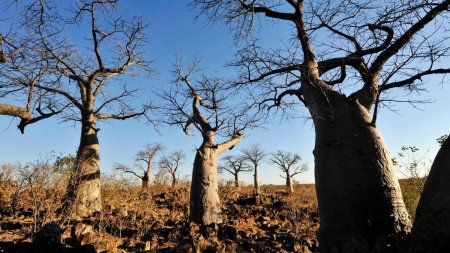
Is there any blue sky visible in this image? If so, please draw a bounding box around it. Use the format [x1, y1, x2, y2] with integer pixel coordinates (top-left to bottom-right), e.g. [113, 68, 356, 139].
[1, 0, 449, 185]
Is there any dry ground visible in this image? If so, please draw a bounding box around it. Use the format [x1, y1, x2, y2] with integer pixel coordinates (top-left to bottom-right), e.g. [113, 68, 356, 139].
[0, 178, 320, 253]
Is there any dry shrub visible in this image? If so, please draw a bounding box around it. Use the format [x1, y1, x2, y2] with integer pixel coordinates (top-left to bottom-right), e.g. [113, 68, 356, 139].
[98, 175, 191, 243]
[2, 160, 322, 252]
[0, 160, 68, 233]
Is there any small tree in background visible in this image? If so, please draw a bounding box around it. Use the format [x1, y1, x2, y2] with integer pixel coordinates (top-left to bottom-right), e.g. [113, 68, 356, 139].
[392, 146, 431, 220]
[270, 150, 308, 194]
[159, 150, 186, 188]
[115, 143, 164, 190]
[219, 155, 250, 189]
[241, 144, 267, 195]
[392, 146, 431, 180]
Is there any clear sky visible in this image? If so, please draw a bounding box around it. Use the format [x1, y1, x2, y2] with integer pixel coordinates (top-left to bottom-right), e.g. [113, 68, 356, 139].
[1, 0, 449, 185]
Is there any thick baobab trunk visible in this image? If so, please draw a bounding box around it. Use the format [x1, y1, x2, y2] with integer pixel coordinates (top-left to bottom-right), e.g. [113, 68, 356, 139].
[286, 174, 294, 194]
[189, 141, 222, 225]
[234, 173, 240, 188]
[64, 114, 101, 217]
[254, 166, 260, 195]
[413, 135, 450, 249]
[303, 86, 411, 251]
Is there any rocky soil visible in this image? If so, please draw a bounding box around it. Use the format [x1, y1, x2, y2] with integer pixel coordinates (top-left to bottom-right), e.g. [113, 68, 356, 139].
[0, 185, 319, 253]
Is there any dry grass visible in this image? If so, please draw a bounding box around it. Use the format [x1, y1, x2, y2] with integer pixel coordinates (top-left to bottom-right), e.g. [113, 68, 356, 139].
[1, 172, 320, 252]
[1, 165, 427, 253]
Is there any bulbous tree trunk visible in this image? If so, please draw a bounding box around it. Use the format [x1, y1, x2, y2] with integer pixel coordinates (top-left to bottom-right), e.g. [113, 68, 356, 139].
[254, 166, 260, 195]
[64, 114, 101, 217]
[303, 85, 411, 251]
[189, 140, 222, 225]
[286, 174, 294, 194]
[413, 135, 450, 250]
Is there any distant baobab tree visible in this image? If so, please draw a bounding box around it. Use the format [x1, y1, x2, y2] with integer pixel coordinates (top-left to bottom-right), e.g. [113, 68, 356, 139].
[115, 143, 164, 190]
[159, 57, 258, 225]
[158, 150, 185, 188]
[219, 155, 250, 189]
[241, 144, 267, 195]
[19, 0, 154, 217]
[270, 150, 308, 194]
[192, 0, 450, 249]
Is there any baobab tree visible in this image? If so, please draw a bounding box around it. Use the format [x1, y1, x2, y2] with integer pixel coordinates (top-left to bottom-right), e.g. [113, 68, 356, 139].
[115, 143, 164, 190]
[270, 150, 307, 194]
[158, 150, 185, 188]
[160, 57, 257, 225]
[241, 144, 266, 195]
[219, 155, 250, 189]
[21, 0, 153, 217]
[192, 0, 450, 250]
[413, 134, 450, 250]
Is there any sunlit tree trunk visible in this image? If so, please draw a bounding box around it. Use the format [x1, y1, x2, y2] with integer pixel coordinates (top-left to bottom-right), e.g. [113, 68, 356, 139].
[189, 132, 222, 225]
[254, 165, 260, 195]
[64, 113, 101, 217]
[286, 173, 294, 194]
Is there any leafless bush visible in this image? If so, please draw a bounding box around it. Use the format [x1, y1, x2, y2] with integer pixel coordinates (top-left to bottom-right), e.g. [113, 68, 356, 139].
[0, 154, 68, 233]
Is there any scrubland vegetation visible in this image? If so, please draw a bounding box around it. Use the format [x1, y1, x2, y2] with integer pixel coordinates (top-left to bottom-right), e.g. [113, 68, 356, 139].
[0, 159, 425, 252]
[2, 0, 450, 252]
[0, 161, 319, 252]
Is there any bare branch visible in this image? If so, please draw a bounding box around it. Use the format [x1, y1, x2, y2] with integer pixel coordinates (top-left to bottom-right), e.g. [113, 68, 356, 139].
[381, 68, 450, 91]
[217, 133, 245, 154]
[270, 150, 308, 178]
[114, 163, 143, 179]
[370, 1, 450, 75]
